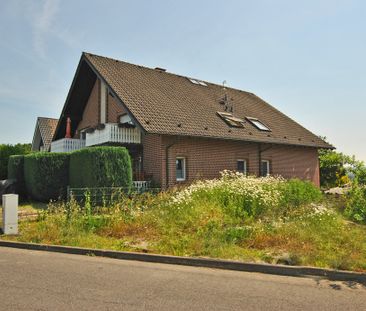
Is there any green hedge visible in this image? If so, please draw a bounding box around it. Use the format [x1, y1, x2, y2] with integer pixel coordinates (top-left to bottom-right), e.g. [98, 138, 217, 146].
[69, 147, 132, 189]
[8, 155, 26, 197]
[24, 152, 70, 202]
[0, 143, 31, 179]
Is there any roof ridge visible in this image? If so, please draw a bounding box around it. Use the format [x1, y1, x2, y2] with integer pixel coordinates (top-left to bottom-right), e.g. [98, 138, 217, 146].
[83, 52, 254, 96]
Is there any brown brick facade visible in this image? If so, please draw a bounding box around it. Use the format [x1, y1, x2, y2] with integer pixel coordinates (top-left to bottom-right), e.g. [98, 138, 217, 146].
[156, 135, 320, 188]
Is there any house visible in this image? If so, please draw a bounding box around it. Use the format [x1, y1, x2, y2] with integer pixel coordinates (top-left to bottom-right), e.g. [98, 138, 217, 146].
[45, 52, 332, 188]
[31, 117, 59, 152]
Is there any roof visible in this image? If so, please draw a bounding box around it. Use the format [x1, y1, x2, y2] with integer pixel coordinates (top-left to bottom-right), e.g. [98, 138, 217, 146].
[57, 52, 333, 149]
[36, 117, 58, 151]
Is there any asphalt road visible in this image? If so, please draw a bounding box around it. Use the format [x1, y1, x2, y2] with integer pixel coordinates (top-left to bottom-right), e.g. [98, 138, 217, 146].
[0, 247, 365, 310]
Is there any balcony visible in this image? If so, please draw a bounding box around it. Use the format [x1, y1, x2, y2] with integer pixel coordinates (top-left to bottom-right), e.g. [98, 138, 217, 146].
[50, 123, 141, 152]
[85, 123, 141, 146]
[50, 138, 86, 153]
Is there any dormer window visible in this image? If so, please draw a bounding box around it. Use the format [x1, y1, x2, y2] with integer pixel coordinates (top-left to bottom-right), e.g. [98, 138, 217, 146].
[246, 117, 271, 131]
[217, 111, 245, 128]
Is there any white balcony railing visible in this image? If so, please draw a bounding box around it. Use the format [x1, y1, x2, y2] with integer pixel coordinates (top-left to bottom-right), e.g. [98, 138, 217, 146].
[50, 138, 86, 153]
[85, 123, 141, 147]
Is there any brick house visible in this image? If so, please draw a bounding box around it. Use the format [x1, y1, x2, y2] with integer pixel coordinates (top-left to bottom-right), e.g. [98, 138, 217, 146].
[44, 52, 332, 188]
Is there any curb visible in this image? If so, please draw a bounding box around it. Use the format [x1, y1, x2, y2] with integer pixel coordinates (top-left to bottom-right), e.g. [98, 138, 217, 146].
[0, 240, 365, 284]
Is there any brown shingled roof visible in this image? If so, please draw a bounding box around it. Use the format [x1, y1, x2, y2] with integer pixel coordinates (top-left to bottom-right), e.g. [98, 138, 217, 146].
[37, 117, 58, 151]
[78, 52, 332, 149]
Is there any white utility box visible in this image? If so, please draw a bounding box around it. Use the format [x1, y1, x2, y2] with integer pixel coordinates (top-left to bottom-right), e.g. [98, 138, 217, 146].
[2, 194, 18, 235]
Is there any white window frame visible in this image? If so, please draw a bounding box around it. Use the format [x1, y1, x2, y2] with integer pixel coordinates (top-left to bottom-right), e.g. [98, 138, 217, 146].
[237, 159, 247, 175]
[176, 157, 186, 181]
[261, 160, 270, 177]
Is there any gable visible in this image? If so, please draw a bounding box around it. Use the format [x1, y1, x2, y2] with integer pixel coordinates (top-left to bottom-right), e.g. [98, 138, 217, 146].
[55, 52, 333, 149]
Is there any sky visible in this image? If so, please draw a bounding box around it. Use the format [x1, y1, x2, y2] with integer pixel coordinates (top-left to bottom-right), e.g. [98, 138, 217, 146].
[0, 0, 365, 161]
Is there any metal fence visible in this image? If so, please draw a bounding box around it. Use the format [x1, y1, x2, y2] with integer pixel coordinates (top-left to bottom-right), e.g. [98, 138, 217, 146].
[66, 185, 160, 207]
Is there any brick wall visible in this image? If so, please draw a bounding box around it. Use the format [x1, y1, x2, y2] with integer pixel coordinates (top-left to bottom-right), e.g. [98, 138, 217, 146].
[151, 135, 320, 188]
[142, 133, 163, 186]
[76, 79, 100, 132]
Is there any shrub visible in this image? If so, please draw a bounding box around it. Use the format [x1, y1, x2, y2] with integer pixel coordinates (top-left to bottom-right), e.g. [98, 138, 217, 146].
[345, 185, 366, 224]
[24, 152, 70, 202]
[69, 147, 132, 189]
[7, 155, 26, 197]
[0, 143, 31, 179]
[278, 179, 322, 209]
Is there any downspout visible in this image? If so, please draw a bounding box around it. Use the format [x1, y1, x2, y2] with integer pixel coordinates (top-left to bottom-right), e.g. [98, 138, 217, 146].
[258, 143, 273, 176]
[165, 137, 179, 189]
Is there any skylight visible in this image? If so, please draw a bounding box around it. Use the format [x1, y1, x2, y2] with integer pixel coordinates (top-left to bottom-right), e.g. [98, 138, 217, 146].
[246, 117, 271, 131]
[217, 112, 245, 128]
[188, 78, 207, 86]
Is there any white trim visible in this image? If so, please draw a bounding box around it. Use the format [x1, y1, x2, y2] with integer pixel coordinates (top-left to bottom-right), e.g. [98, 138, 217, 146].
[100, 80, 107, 123]
[176, 157, 186, 181]
[261, 160, 270, 176]
[237, 159, 247, 174]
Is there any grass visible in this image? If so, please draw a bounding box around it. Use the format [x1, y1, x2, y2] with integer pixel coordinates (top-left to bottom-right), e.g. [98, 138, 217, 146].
[2, 173, 366, 272]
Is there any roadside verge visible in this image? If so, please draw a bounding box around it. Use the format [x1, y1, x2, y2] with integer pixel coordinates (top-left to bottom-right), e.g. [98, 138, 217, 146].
[0, 239, 365, 284]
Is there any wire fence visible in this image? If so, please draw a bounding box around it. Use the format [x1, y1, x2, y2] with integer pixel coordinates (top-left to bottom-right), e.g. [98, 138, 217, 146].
[67, 185, 161, 207]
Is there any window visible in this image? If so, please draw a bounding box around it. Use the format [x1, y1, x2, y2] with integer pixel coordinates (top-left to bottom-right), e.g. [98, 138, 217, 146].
[119, 113, 134, 125]
[79, 128, 88, 140]
[188, 78, 207, 86]
[176, 157, 186, 181]
[217, 112, 245, 128]
[261, 160, 270, 177]
[237, 160, 247, 174]
[246, 117, 271, 131]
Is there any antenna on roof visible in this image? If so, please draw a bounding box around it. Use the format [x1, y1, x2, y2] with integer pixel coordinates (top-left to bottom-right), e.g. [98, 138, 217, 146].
[219, 80, 234, 112]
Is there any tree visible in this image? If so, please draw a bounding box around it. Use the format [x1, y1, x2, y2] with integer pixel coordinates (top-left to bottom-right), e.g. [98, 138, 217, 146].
[319, 137, 366, 188]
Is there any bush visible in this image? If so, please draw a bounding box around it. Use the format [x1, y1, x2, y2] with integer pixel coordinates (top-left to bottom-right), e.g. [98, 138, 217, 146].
[345, 185, 366, 224]
[279, 179, 322, 208]
[24, 152, 70, 202]
[69, 147, 132, 189]
[8, 155, 26, 197]
[0, 143, 31, 179]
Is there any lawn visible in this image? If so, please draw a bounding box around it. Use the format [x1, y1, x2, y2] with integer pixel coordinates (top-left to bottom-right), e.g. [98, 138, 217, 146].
[1, 172, 366, 272]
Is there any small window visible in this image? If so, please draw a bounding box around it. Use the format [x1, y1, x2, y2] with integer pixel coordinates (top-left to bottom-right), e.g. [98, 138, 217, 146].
[80, 128, 89, 140]
[217, 112, 245, 128]
[246, 117, 271, 131]
[188, 78, 207, 86]
[119, 114, 134, 125]
[237, 160, 247, 174]
[176, 157, 186, 181]
[261, 160, 270, 177]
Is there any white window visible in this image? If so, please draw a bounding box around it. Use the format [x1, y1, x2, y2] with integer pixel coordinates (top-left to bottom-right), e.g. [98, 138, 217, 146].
[176, 157, 186, 181]
[237, 160, 247, 174]
[261, 160, 270, 177]
[119, 114, 134, 125]
[246, 117, 271, 131]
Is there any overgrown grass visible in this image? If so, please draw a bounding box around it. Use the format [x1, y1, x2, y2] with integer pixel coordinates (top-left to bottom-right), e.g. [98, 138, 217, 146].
[2, 172, 366, 272]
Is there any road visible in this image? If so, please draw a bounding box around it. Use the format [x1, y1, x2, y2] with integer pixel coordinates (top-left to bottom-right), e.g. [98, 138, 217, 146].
[0, 247, 365, 310]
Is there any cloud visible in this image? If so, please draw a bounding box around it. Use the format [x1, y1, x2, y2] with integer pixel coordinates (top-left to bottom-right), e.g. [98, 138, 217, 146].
[32, 0, 60, 58]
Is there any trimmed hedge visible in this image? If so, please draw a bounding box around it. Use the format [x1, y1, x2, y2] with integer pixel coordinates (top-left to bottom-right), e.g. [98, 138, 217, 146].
[8, 155, 26, 197]
[24, 152, 70, 202]
[69, 147, 132, 189]
[0, 143, 31, 179]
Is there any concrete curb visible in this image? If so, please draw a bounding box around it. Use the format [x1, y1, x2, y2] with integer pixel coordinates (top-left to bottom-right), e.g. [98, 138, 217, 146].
[0, 240, 365, 284]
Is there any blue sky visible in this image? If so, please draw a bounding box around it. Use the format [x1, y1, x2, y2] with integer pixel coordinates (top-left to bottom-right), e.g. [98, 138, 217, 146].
[0, 0, 365, 161]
